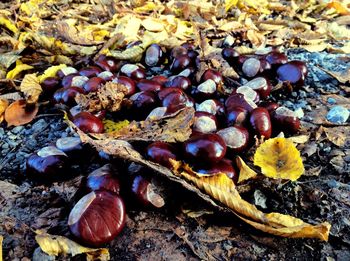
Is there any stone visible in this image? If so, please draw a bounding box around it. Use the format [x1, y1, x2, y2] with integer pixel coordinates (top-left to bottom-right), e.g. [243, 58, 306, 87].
[326, 106, 350, 123]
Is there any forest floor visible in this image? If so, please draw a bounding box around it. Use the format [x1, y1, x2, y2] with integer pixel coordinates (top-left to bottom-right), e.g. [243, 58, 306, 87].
[0, 1, 350, 260]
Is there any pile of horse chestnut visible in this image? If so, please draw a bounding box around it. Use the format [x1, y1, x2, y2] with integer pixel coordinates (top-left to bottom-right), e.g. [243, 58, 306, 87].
[27, 39, 307, 246]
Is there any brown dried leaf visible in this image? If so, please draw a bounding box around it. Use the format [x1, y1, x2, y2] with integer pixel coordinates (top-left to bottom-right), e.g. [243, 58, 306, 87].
[236, 156, 258, 183]
[323, 126, 350, 147]
[4, 100, 38, 126]
[75, 82, 128, 113]
[0, 98, 9, 123]
[246, 29, 265, 47]
[318, 66, 350, 84]
[91, 107, 195, 143]
[57, 22, 104, 46]
[20, 73, 42, 103]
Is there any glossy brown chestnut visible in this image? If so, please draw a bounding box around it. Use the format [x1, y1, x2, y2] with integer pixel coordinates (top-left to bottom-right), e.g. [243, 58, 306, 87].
[146, 107, 168, 120]
[259, 101, 279, 114]
[95, 56, 119, 72]
[61, 73, 80, 88]
[68, 190, 126, 247]
[221, 47, 240, 65]
[276, 62, 305, 86]
[120, 64, 146, 80]
[131, 175, 165, 208]
[193, 111, 218, 134]
[79, 66, 102, 78]
[164, 76, 191, 91]
[170, 54, 191, 73]
[217, 126, 250, 153]
[26, 146, 68, 181]
[249, 107, 272, 139]
[288, 60, 308, 77]
[191, 79, 217, 101]
[161, 90, 193, 113]
[194, 159, 238, 184]
[41, 77, 60, 97]
[196, 99, 225, 116]
[146, 142, 177, 169]
[53, 87, 84, 106]
[265, 51, 288, 67]
[225, 93, 257, 112]
[85, 164, 121, 194]
[130, 91, 158, 116]
[55, 137, 84, 160]
[242, 57, 261, 78]
[97, 71, 114, 81]
[158, 87, 183, 101]
[144, 44, 164, 67]
[56, 67, 78, 78]
[73, 112, 104, 133]
[226, 106, 249, 126]
[201, 69, 223, 87]
[236, 86, 260, 103]
[136, 79, 162, 92]
[170, 46, 188, 60]
[112, 76, 136, 96]
[183, 133, 226, 163]
[271, 106, 300, 134]
[151, 75, 168, 86]
[83, 77, 105, 93]
[242, 77, 272, 100]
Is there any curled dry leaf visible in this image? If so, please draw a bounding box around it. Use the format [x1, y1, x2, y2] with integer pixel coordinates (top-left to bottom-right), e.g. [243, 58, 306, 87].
[254, 137, 305, 181]
[38, 64, 67, 83]
[57, 22, 104, 46]
[6, 61, 33, 79]
[91, 107, 195, 143]
[20, 73, 42, 103]
[4, 99, 39, 126]
[75, 82, 128, 113]
[235, 156, 258, 183]
[35, 230, 109, 261]
[0, 98, 9, 123]
[323, 126, 350, 147]
[103, 119, 130, 133]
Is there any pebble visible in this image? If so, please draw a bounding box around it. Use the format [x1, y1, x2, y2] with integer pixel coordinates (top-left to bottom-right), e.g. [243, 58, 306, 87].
[323, 147, 331, 153]
[299, 91, 307, 98]
[11, 126, 24, 134]
[294, 108, 304, 119]
[291, 92, 298, 97]
[327, 97, 337, 105]
[32, 119, 47, 133]
[305, 105, 312, 111]
[327, 179, 340, 188]
[284, 101, 294, 108]
[326, 106, 350, 123]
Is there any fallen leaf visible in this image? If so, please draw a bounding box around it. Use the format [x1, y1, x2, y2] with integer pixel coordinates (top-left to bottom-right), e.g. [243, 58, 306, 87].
[141, 18, 165, 32]
[38, 64, 67, 83]
[75, 82, 128, 113]
[6, 61, 33, 79]
[4, 99, 39, 126]
[35, 230, 109, 261]
[20, 73, 42, 103]
[236, 156, 258, 183]
[288, 135, 310, 144]
[0, 15, 18, 35]
[318, 66, 350, 84]
[90, 107, 195, 143]
[254, 137, 305, 181]
[103, 119, 130, 133]
[323, 126, 350, 147]
[327, 1, 350, 16]
[0, 99, 9, 123]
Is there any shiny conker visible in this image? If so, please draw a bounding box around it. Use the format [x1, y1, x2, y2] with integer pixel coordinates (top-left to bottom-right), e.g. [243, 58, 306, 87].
[56, 67, 78, 78]
[79, 66, 102, 78]
[271, 106, 300, 134]
[194, 158, 238, 183]
[85, 164, 121, 194]
[131, 175, 165, 208]
[183, 133, 226, 163]
[249, 107, 272, 139]
[217, 126, 250, 153]
[72, 112, 104, 133]
[83, 77, 105, 93]
[144, 43, 164, 67]
[120, 64, 146, 80]
[53, 87, 84, 106]
[193, 111, 218, 134]
[68, 190, 126, 247]
[136, 79, 162, 92]
[164, 76, 191, 91]
[242, 77, 272, 100]
[146, 141, 177, 169]
[112, 76, 136, 96]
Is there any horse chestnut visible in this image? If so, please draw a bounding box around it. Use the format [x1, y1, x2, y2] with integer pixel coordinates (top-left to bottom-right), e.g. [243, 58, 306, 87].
[242, 77, 272, 100]
[226, 106, 249, 126]
[112, 76, 136, 96]
[72, 112, 104, 133]
[164, 76, 191, 91]
[131, 175, 165, 208]
[120, 64, 146, 80]
[136, 79, 163, 92]
[146, 142, 177, 169]
[193, 112, 218, 134]
[83, 77, 105, 93]
[53, 87, 84, 106]
[144, 43, 164, 67]
[183, 133, 226, 163]
[271, 106, 300, 134]
[249, 107, 272, 139]
[276, 62, 305, 86]
[194, 159, 238, 183]
[85, 164, 121, 194]
[56, 67, 78, 78]
[79, 66, 102, 78]
[68, 191, 126, 246]
[217, 126, 249, 153]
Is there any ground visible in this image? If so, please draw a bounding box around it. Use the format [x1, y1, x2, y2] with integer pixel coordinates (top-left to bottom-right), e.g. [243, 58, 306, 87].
[0, 49, 349, 260]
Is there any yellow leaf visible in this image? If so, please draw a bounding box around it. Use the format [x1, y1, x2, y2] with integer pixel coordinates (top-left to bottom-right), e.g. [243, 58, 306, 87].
[35, 230, 109, 261]
[6, 61, 33, 79]
[142, 18, 165, 32]
[38, 64, 67, 83]
[20, 73, 42, 103]
[0, 99, 9, 123]
[225, 0, 239, 12]
[327, 1, 350, 15]
[179, 168, 330, 241]
[253, 137, 305, 181]
[113, 14, 141, 42]
[0, 15, 18, 35]
[236, 156, 257, 183]
[110, 45, 144, 62]
[180, 172, 267, 223]
[238, 213, 331, 241]
[103, 119, 130, 133]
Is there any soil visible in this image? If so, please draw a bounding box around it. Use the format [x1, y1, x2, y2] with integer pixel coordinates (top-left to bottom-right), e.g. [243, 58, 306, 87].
[0, 48, 349, 260]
